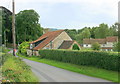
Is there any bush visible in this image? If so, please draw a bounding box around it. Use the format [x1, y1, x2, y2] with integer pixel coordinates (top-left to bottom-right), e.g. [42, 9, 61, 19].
[91, 42, 101, 50]
[18, 42, 29, 55]
[39, 49, 119, 71]
[113, 42, 120, 52]
[72, 44, 80, 50]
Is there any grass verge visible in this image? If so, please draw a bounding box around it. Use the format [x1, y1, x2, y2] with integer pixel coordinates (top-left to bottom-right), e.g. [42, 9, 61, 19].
[17, 53, 118, 82]
[1, 48, 39, 82]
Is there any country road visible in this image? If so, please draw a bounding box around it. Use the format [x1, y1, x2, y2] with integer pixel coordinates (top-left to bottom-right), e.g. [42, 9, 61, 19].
[8, 50, 111, 82]
[23, 59, 110, 82]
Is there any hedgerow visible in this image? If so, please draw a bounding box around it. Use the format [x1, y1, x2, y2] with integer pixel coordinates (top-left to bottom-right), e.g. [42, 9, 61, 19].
[39, 49, 119, 71]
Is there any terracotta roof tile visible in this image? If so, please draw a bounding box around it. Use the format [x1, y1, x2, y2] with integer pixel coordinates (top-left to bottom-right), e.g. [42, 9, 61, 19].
[58, 40, 74, 49]
[31, 30, 64, 50]
[106, 36, 118, 42]
[83, 36, 118, 44]
[83, 39, 106, 44]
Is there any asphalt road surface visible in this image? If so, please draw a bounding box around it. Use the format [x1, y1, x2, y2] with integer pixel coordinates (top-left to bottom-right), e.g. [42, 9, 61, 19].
[22, 58, 111, 82]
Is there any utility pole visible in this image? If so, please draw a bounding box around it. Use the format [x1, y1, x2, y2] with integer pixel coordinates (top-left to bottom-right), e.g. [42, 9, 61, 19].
[12, 0, 16, 56]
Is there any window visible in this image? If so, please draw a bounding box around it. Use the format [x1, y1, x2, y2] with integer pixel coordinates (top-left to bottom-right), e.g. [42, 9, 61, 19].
[103, 44, 105, 46]
[108, 49, 112, 51]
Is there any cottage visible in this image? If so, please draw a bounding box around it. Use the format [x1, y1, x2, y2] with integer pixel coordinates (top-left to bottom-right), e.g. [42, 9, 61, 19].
[83, 36, 118, 51]
[27, 30, 80, 56]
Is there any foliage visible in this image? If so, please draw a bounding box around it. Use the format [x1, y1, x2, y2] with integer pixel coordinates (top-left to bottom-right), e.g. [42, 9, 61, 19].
[94, 23, 109, 38]
[0, 47, 10, 66]
[81, 28, 91, 38]
[76, 28, 91, 43]
[65, 29, 78, 40]
[91, 42, 101, 50]
[65, 23, 118, 44]
[113, 42, 119, 52]
[2, 9, 12, 44]
[2, 47, 10, 53]
[39, 50, 119, 71]
[16, 10, 43, 43]
[2, 54, 38, 82]
[72, 44, 80, 50]
[18, 42, 29, 55]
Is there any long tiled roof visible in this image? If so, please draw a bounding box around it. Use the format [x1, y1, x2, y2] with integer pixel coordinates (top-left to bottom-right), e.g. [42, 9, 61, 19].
[58, 40, 75, 49]
[30, 30, 64, 50]
[83, 36, 118, 44]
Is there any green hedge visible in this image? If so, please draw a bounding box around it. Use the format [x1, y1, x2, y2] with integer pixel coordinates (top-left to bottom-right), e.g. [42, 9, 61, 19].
[39, 49, 119, 71]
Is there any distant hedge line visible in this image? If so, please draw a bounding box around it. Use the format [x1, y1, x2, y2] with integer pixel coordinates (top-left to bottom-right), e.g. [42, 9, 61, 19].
[39, 50, 120, 71]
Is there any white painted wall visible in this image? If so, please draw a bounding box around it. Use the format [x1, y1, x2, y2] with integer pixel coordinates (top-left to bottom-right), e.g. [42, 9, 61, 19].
[83, 44, 91, 48]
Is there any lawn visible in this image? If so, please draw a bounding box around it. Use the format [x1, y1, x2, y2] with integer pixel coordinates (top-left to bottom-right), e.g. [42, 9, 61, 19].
[17, 53, 119, 82]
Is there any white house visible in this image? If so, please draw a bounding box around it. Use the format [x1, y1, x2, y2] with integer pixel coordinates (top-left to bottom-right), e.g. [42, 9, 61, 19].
[83, 36, 118, 51]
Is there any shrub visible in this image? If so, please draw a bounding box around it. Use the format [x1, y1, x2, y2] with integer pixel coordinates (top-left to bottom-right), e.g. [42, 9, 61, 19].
[113, 42, 120, 52]
[72, 44, 80, 50]
[91, 42, 101, 50]
[18, 42, 29, 55]
[39, 49, 119, 71]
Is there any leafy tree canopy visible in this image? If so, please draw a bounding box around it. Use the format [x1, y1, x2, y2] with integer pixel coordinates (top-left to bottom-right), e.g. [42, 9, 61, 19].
[16, 10, 43, 43]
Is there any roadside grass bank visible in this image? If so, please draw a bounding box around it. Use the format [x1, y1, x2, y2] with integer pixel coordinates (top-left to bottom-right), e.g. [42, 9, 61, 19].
[1, 48, 39, 82]
[17, 53, 118, 82]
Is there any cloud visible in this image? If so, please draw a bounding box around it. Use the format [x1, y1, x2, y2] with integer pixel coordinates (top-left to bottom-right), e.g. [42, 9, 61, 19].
[0, 0, 119, 29]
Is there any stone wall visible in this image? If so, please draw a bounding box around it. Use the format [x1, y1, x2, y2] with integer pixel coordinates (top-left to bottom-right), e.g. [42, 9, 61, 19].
[27, 49, 39, 56]
[27, 49, 32, 56]
[43, 31, 72, 49]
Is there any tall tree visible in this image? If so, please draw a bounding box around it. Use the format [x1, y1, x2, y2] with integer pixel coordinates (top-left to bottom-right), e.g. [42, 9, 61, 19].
[16, 10, 43, 43]
[76, 28, 91, 44]
[1, 7, 12, 44]
[81, 28, 91, 38]
[94, 23, 109, 38]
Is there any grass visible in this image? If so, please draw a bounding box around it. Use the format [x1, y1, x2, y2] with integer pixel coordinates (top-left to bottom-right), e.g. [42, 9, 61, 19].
[17, 53, 119, 82]
[1, 48, 39, 82]
[2, 55, 38, 82]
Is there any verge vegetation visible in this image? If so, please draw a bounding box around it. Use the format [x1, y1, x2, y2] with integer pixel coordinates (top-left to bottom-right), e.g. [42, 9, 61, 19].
[1, 47, 38, 82]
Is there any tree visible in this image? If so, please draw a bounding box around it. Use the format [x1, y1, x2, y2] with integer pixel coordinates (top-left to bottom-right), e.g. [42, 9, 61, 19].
[2, 8, 12, 44]
[76, 28, 91, 44]
[81, 28, 91, 39]
[91, 42, 101, 50]
[94, 23, 109, 38]
[16, 10, 43, 43]
[18, 41, 29, 55]
[65, 29, 77, 40]
[72, 44, 80, 50]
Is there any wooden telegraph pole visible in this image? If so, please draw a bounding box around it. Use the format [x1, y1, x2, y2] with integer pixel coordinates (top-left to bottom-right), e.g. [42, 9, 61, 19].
[12, 0, 16, 56]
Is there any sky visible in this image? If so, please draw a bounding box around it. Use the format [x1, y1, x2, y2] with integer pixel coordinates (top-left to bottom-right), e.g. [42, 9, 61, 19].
[0, 0, 119, 29]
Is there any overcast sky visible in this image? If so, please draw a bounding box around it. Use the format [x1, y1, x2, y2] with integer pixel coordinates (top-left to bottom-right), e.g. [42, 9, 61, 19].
[0, 0, 119, 29]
